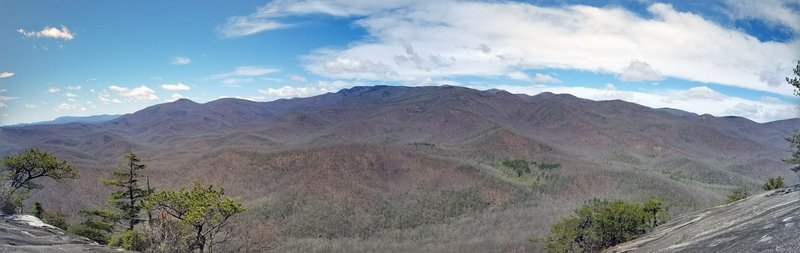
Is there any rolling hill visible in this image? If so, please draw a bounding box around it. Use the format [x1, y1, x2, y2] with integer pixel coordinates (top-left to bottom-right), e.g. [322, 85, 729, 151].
[1, 85, 797, 252]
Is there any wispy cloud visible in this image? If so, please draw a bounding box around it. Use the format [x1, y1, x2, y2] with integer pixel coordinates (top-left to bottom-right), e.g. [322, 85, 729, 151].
[18, 25, 75, 41]
[204, 66, 280, 85]
[0, 72, 14, 78]
[172, 56, 191, 65]
[66, 85, 81, 90]
[0, 89, 16, 108]
[47, 87, 61, 93]
[160, 83, 191, 91]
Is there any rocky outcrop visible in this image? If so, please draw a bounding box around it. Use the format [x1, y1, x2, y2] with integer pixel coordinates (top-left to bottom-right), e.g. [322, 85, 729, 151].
[607, 185, 800, 253]
[0, 214, 131, 253]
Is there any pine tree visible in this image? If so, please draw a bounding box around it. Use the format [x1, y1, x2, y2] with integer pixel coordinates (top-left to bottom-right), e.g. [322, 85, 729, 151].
[103, 152, 152, 231]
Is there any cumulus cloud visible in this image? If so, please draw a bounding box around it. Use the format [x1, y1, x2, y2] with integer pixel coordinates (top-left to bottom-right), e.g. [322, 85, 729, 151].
[18, 25, 75, 41]
[257, 80, 353, 99]
[172, 56, 191, 65]
[507, 71, 530, 81]
[167, 93, 187, 102]
[47, 88, 60, 93]
[64, 92, 77, 98]
[98, 92, 122, 104]
[224, 1, 799, 95]
[66, 85, 81, 90]
[619, 60, 663, 82]
[533, 73, 561, 83]
[258, 86, 321, 98]
[160, 83, 191, 91]
[490, 84, 798, 123]
[24, 104, 38, 109]
[108, 85, 158, 101]
[681, 86, 726, 101]
[0, 72, 14, 78]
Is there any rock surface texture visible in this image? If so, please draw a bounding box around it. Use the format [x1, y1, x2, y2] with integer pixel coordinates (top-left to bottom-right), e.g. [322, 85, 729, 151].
[0, 214, 130, 253]
[607, 184, 800, 253]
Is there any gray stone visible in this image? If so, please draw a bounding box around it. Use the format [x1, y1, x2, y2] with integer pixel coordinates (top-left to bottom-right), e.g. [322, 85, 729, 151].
[607, 185, 800, 253]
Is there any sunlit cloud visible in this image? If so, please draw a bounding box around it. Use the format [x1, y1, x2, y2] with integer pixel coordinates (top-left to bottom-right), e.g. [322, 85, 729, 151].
[18, 25, 75, 41]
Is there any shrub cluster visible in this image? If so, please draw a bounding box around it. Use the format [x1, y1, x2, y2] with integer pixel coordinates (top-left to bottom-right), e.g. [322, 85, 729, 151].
[545, 199, 668, 253]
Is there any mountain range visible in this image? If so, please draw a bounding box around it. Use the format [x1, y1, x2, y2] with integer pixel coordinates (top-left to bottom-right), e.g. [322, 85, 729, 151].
[1, 85, 797, 252]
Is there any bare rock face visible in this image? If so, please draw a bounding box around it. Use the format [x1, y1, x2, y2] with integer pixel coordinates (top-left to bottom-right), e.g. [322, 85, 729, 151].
[607, 185, 800, 253]
[0, 214, 131, 253]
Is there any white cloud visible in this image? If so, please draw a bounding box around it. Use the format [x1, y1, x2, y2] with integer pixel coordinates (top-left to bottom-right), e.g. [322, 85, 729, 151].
[0, 72, 14, 78]
[160, 83, 191, 91]
[172, 56, 191, 65]
[507, 71, 530, 81]
[98, 92, 122, 104]
[167, 93, 187, 102]
[533, 73, 561, 83]
[724, 0, 800, 35]
[221, 78, 255, 87]
[24, 103, 38, 109]
[490, 84, 799, 123]
[604, 83, 617, 90]
[66, 85, 81, 90]
[257, 80, 353, 99]
[227, 1, 799, 95]
[64, 92, 77, 98]
[47, 87, 60, 93]
[55, 103, 80, 111]
[108, 85, 158, 101]
[205, 66, 280, 84]
[289, 74, 307, 82]
[682, 86, 725, 101]
[619, 60, 663, 82]
[258, 86, 321, 98]
[18, 25, 75, 41]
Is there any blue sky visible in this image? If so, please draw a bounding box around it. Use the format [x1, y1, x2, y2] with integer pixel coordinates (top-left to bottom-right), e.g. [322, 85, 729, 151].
[0, 0, 798, 125]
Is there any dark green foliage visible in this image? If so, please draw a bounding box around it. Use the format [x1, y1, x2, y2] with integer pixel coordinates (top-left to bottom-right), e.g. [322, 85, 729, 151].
[68, 209, 119, 244]
[42, 210, 69, 230]
[1, 148, 79, 193]
[642, 199, 668, 229]
[785, 130, 800, 172]
[0, 148, 78, 214]
[108, 230, 150, 251]
[503, 159, 530, 177]
[787, 60, 800, 96]
[33, 201, 43, 219]
[545, 199, 668, 253]
[103, 152, 151, 231]
[762, 177, 785, 191]
[725, 187, 752, 204]
[146, 183, 245, 252]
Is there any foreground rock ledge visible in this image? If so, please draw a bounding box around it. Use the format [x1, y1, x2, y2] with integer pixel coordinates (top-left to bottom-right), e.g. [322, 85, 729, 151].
[607, 185, 800, 253]
[0, 214, 132, 253]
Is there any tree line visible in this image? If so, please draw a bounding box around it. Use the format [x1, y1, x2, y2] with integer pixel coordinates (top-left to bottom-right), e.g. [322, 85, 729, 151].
[0, 150, 244, 253]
